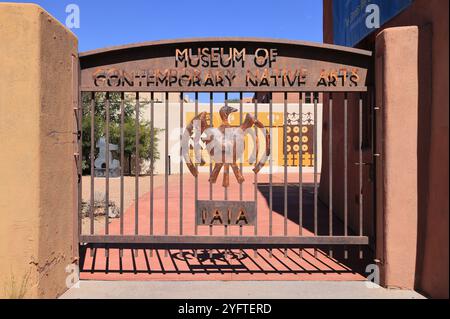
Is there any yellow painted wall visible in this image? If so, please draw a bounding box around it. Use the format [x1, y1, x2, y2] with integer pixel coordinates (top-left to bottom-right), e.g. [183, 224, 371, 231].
[185, 111, 316, 168]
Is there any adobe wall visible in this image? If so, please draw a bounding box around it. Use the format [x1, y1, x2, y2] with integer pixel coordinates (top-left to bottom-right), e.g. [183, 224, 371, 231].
[375, 26, 419, 290]
[0, 3, 78, 298]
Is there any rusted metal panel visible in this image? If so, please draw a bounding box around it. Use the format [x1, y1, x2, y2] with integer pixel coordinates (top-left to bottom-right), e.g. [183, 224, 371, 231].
[77, 38, 374, 255]
[79, 38, 372, 92]
[196, 200, 256, 226]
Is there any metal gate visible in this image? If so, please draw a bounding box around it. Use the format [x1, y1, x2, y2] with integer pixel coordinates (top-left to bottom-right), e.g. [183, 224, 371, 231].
[75, 38, 374, 261]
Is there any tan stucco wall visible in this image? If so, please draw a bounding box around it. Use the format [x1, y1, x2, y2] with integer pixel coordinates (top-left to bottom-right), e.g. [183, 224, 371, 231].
[0, 3, 78, 298]
[375, 26, 419, 290]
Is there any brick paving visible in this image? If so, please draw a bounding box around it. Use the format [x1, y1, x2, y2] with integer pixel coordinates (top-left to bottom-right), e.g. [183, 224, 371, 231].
[80, 173, 371, 281]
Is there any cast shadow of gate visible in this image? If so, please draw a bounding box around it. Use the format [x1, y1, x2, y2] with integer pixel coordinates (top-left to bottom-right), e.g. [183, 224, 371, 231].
[256, 183, 373, 276]
[79, 246, 368, 277]
[78, 183, 371, 278]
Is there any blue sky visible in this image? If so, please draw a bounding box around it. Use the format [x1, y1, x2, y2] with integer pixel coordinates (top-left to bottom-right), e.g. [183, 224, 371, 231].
[6, 0, 323, 52]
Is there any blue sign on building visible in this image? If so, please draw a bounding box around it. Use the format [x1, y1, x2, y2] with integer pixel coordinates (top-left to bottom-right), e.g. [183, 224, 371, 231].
[333, 0, 413, 47]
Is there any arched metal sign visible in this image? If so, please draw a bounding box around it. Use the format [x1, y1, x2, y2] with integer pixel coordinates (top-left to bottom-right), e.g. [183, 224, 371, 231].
[80, 38, 371, 92]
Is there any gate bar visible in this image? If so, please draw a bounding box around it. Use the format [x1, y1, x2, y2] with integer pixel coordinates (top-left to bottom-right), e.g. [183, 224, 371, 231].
[224, 93, 229, 246]
[209, 92, 213, 236]
[209, 92, 214, 200]
[224, 92, 229, 203]
[329, 93, 333, 257]
[298, 92, 303, 258]
[135, 92, 140, 235]
[239, 92, 244, 237]
[313, 93, 318, 257]
[89, 93, 95, 235]
[283, 92, 288, 236]
[253, 96, 259, 258]
[80, 235, 369, 246]
[165, 92, 169, 236]
[313, 93, 318, 235]
[150, 92, 155, 236]
[120, 92, 125, 235]
[179, 92, 184, 235]
[284, 93, 289, 257]
[254, 97, 258, 237]
[269, 92, 273, 237]
[76, 82, 82, 259]
[105, 92, 110, 236]
[298, 93, 303, 235]
[359, 93, 364, 259]
[194, 92, 199, 236]
[344, 93, 348, 259]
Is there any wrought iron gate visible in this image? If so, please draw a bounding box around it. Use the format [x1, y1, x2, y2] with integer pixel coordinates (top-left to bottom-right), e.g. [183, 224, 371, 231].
[76, 38, 374, 260]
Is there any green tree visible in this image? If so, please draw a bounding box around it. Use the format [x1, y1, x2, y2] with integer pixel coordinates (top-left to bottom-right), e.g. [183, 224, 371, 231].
[81, 92, 161, 175]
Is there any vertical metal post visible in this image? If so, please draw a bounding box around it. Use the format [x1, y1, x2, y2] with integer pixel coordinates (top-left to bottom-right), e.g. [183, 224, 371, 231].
[238, 92, 244, 259]
[75, 80, 82, 261]
[254, 96, 259, 258]
[150, 92, 155, 233]
[283, 92, 288, 236]
[105, 93, 110, 236]
[90, 93, 95, 236]
[119, 92, 124, 258]
[269, 92, 273, 237]
[359, 93, 364, 259]
[224, 92, 229, 203]
[149, 92, 154, 257]
[254, 97, 259, 234]
[164, 92, 169, 257]
[239, 92, 244, 237]
[180, 92, 184, 235]
[328, 93, 333, 258]
[298, 92, 303, 258]
[120, 92, 125, 236]
[194, 92, 199, 237]
[209, 92, 214, 237]
[225, 92, 229, 238]
[165, 92, 169, 236]
[344, 93, 348, 259]
[313, 93, 318, 257]
[105, 92, 110, 258]
[283, 92, 288, 257]
[135, 92, 140, 236]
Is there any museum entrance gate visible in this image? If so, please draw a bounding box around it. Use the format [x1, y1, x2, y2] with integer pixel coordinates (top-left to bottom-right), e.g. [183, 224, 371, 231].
[76, 39, 374, 273]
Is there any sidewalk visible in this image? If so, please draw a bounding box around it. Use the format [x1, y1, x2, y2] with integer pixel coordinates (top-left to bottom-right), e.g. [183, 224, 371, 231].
[60, 280, 425, 299]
